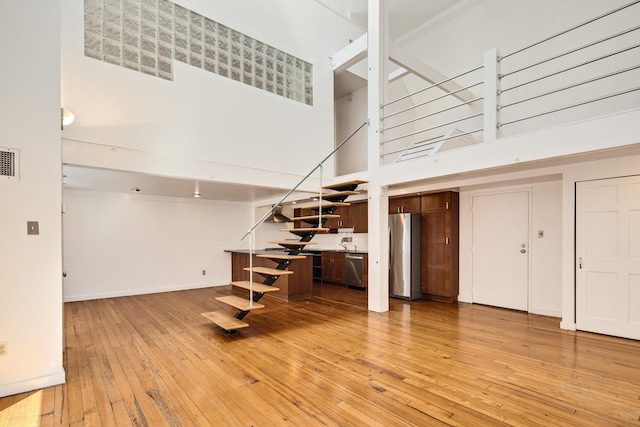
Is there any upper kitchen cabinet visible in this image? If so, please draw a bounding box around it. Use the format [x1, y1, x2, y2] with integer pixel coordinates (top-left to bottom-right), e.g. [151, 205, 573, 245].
[420, 191, 459, 303]
[297, 201, 368, 233]
[389, 195, 421, 214]
[346, 201, 368, 233]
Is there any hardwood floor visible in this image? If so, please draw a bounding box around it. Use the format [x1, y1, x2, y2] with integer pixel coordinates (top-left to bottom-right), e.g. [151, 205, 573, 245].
[2, 283, 639, 426]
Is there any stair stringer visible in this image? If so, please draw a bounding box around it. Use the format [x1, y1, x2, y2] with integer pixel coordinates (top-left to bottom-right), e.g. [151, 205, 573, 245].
[205, 180, 366, 334]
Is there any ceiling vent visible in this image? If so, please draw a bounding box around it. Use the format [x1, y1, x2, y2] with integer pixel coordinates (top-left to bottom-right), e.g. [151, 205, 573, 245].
[0, 148, 19, 180]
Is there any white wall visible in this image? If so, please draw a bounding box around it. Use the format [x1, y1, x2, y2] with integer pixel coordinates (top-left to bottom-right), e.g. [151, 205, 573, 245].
[61, 0, 364, 182]
[459, 180, 563, 317]
[0, 2, 65, 397]
[335, 87, 368, 175]
[63, 190, 253, 301]
[530, 181, 563, 316]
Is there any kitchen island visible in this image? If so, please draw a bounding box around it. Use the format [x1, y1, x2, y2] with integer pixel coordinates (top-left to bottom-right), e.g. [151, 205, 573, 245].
[225, 249, 313, 301]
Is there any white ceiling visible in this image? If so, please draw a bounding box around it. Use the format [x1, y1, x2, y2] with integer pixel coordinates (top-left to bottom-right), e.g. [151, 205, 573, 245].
[66, 1, 467, 204]
[63, 165, 299, 203]
[315, 0, 465, 41]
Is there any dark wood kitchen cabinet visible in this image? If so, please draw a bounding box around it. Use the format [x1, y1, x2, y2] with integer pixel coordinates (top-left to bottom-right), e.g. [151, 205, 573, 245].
[346, 201, 368, 233]
[389, 195, 421, 214]
[420, 191, 459, 302]
[297, 201, 368, 233]
[322, 251, 345, 284]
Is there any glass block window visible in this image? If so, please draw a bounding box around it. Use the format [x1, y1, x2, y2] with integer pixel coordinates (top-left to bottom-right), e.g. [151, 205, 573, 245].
[84, 0, 313, 105]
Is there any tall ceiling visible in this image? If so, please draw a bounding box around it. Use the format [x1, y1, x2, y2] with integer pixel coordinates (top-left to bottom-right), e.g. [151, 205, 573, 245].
[64, 0, 468, 204]
[314, 0, 465, 41]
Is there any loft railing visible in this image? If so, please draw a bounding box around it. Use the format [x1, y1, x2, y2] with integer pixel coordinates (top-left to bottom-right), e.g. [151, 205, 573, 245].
[380, 0, 640, 163]
[239, 120, 368, 306]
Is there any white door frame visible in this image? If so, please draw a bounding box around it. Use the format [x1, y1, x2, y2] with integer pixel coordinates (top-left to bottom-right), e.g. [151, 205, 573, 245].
[574, 174, 640, 339]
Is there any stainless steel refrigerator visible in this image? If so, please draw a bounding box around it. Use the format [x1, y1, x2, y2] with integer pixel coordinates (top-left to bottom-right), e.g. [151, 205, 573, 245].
[389, 213, 422, 300]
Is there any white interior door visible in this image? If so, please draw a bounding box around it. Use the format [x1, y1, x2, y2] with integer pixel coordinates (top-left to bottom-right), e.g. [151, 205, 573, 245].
[472, 191, 530, 311]
[576, 176, 640, 340]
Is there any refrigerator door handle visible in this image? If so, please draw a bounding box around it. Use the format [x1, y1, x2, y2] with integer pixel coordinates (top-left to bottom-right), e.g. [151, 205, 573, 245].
[389, 225, 393, 269]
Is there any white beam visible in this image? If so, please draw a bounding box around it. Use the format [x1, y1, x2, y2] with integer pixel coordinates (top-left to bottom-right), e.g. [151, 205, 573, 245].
[331, 33, 368, 74]
[388, 42, 474, 102]
[331, 34, 474, 101]
[367, 0, 390, 314]
[388, 67, 409, 83]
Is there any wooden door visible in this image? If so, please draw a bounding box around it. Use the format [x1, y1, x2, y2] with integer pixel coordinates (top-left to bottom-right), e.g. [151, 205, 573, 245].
[421, 192, 459, 302]
[322, 253, 334, 281]
[471, 190, 529, 311]
[576, 176, 640, 340]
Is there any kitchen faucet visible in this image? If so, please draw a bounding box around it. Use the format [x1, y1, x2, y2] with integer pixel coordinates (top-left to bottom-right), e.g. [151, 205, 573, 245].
[340, 243, 347, 251]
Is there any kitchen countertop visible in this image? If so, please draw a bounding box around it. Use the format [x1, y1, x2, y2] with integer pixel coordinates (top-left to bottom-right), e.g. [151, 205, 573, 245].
[225, 248, 367, 255]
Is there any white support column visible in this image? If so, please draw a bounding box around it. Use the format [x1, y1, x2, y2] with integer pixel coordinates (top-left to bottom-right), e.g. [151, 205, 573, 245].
[483, 48, 500, 142]
[367, 0, 389, 313]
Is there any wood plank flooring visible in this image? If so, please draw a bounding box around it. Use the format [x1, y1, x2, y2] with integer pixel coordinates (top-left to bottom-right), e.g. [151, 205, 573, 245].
[2, 283, 640, 426]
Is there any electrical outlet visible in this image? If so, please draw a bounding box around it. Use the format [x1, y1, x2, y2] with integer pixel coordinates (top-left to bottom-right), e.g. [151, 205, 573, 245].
[202, 270, 206, 275]
[0, 342, 7, 356]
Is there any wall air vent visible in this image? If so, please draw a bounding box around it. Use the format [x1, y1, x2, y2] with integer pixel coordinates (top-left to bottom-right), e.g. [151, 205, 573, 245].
[0, 148, 19, 180]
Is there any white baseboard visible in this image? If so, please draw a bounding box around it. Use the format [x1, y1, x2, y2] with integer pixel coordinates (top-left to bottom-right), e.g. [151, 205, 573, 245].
[0, 369, 66, 398]
[457, 292, 472, 303]
[63, 281, 229, 302]
[530, 307, 562, 318]
[560, 320, 577, 331]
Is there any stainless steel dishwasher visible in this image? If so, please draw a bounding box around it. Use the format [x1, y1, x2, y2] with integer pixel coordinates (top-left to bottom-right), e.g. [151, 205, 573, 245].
[345, 253, 365, 289]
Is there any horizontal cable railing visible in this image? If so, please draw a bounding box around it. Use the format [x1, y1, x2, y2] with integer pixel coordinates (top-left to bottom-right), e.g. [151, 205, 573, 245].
[381, 63, 484, 162]
[500, 0, 640, 61]
[378, 0, 640, 164]
[497, 0, 640, 130]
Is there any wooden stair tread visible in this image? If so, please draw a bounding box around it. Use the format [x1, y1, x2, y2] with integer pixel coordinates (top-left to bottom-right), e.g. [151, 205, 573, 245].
[268, 241, 317, 246]
[293, 214, 340, 221]
[216, 295, 265, 310]
[245, 266, 294, 275]
[321, 191, 359, 200]
[323, 180, 367, 190]
[231, 281, 280, 293]
[299, 202, 351, 209]
[282, 227, 330, 232]
[256, 253, 306, 260]
[201, 311, 249, 330]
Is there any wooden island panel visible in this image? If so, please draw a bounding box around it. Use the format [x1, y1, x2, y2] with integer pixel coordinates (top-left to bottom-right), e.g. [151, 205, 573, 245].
[231, 252, 313, 301]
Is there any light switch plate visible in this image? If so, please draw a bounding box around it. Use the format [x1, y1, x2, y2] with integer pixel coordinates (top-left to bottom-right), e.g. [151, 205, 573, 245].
[27, 221, 39, 235]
